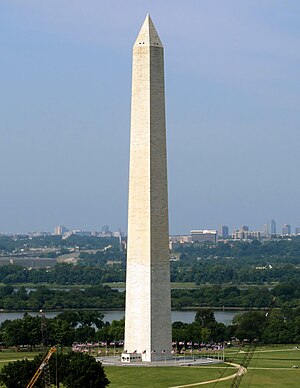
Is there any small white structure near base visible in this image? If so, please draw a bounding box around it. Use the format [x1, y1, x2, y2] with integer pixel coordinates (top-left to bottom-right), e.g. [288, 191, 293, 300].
[121, 352, 142, 363]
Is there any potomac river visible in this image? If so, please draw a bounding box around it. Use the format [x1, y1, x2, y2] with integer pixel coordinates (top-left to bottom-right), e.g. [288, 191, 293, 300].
[0, 309, 245, 326]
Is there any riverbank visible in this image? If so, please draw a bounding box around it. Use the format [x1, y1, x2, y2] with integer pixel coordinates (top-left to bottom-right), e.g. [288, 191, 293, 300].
[0, 309, 247, 325]
[0, 305, 269, 314]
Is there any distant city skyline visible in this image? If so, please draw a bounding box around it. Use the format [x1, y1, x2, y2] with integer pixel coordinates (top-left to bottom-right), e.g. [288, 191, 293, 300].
[2, 219, 300, 236]
[1, 1, 300, 234]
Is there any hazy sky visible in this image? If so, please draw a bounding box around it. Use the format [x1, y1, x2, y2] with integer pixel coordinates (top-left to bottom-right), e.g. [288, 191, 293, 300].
[1, 0, 300, 234]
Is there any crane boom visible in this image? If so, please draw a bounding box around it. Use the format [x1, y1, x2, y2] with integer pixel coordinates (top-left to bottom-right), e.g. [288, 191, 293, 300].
[26, 346, 56, 388]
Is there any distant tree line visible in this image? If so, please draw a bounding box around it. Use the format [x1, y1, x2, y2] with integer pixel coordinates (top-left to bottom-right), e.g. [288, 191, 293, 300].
[0, 285, 124, 310]
[175, 238, 300, 264]
[174, 306, 300, 345]
[0, 310, 123, 347]
[171, 259, 300, 284]
[0, 263, 125, 285]
[1, 307, 300, 352]
[171, 282, 300, 309]
[0, 281, 300, 311]
[1, 238, 300, 286]
[171, 238, 300, 284]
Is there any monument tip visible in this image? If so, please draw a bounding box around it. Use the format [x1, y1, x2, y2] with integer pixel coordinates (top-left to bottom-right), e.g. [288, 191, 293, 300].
[134, 14, 163, 48]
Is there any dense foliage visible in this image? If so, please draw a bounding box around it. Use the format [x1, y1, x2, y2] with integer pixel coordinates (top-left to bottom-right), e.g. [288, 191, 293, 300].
[172, 309, 228, 344]
[1, 238, 300, 286]
[172, 307, 300, 345]
[0, 307, 299, 354]
[171, 281, 300, 308]
[0, 351, 109, 388]
[0, 312, 124, 347]
[0, 285, 124, 310]
[0, 280, 300, 310]
[0, 263, 125, 285]
[0, 357, 41, 388]
[171, 238, 300, 284]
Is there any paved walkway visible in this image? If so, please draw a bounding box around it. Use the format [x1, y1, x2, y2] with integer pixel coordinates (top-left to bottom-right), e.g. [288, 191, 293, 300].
[228, 347, 299, 355]
[169, 362, 246, 388]
[97, 356, 223, 367]
[251, 348, 299, 354]
[248, 367, 299, 370]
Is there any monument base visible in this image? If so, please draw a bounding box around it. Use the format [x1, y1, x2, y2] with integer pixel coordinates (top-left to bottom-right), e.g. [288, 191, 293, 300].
[121, 352, 142, 363]
[146, 352, 172, 362]
[121, 352, 172, 363]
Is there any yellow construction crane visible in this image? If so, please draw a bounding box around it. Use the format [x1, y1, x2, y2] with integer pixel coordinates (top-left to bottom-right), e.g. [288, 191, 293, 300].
[26, 346, 56, 388]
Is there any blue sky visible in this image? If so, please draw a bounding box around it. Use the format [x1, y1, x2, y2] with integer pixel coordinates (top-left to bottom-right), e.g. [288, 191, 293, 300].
[0, 0, 300, 234]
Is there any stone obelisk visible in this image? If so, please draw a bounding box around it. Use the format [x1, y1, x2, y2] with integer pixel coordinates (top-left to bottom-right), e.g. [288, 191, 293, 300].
[124, 14, 172, 362]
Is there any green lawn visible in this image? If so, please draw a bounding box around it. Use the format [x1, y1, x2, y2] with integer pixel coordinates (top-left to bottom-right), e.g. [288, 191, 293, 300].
[105, 345, 300, 388]
[0, 281, 280, 290]
[0, 346, 299, 387]
[0, 350, 38, 366]
[237, 368, 299, 387]
[104, 282, 205, 289]
[104, 365, 233, 388]
[227, 345, 300, 369]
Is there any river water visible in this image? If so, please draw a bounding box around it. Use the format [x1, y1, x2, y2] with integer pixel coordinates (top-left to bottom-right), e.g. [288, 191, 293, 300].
[0, 309, 245, 325]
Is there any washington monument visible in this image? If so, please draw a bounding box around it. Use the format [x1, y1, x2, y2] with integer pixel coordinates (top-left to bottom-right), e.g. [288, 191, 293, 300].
[124, 15, 172, 362]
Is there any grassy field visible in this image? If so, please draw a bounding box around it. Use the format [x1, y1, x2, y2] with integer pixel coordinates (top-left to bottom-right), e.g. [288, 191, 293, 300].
[0, 350, 37, 366]
[103, 282, 202, 289]
[104, 365, 234, 388]
[0, 281, 280, 290]
[0, 346, 298, 387]
[105, 345, 300, 388]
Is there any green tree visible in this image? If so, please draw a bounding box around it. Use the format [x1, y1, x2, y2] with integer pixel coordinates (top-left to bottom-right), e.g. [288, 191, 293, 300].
[262, 310, 292, 344]
[62, 352, 109, 388]
[108, 318, 125, 341]
[0, 314, 41, 348]
[74, 326, 96, 343]
[77, 310, 105, 329]
[0, 352, 109, 388]
[0, 358, 41, 388]
[56, 311, 81, 327]
[49, 318, 75, 346]
[194, 309, 216, 327]
[233, 311, 266, 342]
[200, 327, 211, 343]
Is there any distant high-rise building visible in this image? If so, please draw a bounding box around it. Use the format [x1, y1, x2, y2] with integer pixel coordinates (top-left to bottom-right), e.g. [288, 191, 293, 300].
[295, 227, 300, 235]
[282, 224, 291, 236]
[54, 225, 67, 236]
[263, 224, 269, 236]
[219, 225, 229, 239]
[270, 219, 276, 235]
[101, 225, 109, 234]
[232, 229, 260, 240]
[241, 225, 249, 232]
[232, 225, 261, 240]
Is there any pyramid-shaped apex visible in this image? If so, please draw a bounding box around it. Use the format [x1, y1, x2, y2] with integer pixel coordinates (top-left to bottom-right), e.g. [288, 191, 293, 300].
[134, 14, 163, 48]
